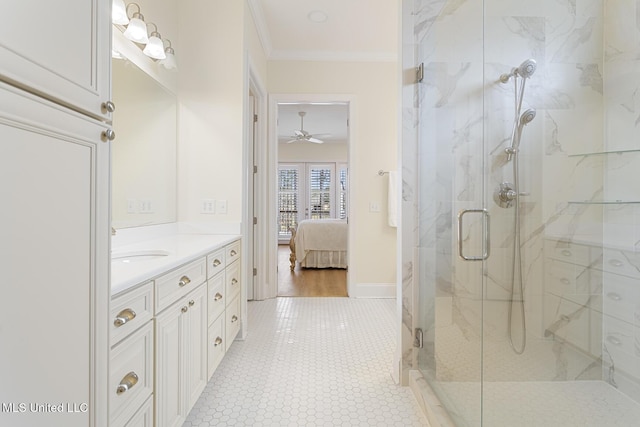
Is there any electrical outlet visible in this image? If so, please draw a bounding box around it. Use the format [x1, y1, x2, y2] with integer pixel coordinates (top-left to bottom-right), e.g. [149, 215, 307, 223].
[217, 200, 228, 214]
[201, 199, 216, 214]
[369, 201, 381, 213]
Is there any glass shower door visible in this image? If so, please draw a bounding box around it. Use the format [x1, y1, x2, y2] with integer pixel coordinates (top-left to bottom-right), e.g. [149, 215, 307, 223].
[415, 0, 487, 425]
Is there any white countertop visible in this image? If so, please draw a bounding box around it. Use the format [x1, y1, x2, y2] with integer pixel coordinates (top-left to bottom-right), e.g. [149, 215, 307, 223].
[111, 233, 239, 296]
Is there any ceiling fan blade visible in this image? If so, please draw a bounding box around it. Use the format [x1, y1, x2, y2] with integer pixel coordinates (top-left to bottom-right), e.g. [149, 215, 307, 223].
[307, 137, 324, 144]
[285, 139, 298, 144]
[294, 130, 304, 137]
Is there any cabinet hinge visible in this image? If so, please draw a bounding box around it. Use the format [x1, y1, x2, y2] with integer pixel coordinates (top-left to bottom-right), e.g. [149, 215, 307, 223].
[253, 114, 258, 123]
[253, 268, 257, 276]
[253, 165, 258, 174]
[416, 63, 424, 83]
[253, 217, 257, 225]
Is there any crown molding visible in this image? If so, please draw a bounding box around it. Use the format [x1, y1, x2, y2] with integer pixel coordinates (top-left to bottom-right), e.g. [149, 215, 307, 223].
[246, 0, 273, 58]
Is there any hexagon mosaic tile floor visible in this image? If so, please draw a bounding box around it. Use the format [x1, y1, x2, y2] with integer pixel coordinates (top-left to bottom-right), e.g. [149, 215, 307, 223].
[183, 297, 428, 427]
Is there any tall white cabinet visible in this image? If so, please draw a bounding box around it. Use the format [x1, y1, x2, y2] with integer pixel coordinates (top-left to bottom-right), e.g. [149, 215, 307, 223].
[0, 1, 111, 426]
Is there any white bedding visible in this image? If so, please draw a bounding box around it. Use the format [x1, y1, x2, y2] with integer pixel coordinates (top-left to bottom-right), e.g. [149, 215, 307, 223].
[294, 219, 347, 268]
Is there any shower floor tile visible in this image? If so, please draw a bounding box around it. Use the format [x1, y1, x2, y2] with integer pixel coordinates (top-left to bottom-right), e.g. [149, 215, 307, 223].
[183, 297, 428, 427]
[440, 380, 640, 427]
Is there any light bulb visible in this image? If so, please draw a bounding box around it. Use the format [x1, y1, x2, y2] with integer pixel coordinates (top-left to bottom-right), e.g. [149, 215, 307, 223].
[112, 0, 129, 25]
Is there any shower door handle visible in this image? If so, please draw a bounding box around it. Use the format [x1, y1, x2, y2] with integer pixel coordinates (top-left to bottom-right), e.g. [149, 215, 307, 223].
[457, 209, 490, 261]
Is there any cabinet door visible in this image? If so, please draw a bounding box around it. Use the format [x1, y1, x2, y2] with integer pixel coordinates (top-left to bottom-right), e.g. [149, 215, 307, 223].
[185, 285, 208, 411]
[156, 303, 187, 427]
[0, 83, 110, 426]
[0, 0, 111, 120]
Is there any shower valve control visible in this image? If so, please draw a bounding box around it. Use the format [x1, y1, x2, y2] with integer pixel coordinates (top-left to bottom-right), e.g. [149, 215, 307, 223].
[495, 182, 517, 208]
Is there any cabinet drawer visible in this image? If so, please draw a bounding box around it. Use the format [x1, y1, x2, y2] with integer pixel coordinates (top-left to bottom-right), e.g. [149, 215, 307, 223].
[110, 282, 154, 346]
[226, 240, 241, 264]
[208, 314, 225, 380]
[208, 272, 225, 325]
[207, 247, 226, 279]
[225, 295, 241, 351]
[226, 260, 241, 302]
[602, 248, 640, 279]
[156, 257, 207, 313]
[602, 272, 640, 324]
[113, 394, 153, 427]
[110, 321, 154, 426]
[544, 239, 599, 266]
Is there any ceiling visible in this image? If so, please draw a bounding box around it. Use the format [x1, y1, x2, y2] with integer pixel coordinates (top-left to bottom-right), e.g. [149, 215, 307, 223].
[278, 103, 349, 144]
[250, 0, 398, 145]
[248, 0, 398, 62]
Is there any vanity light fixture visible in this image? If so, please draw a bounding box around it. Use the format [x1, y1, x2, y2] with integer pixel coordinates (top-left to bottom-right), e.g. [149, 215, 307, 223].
[158, 39, 177, 70]
[123, 3, 149, 44]
[112, 0, 129, 25]
[142, 23, 166, 59]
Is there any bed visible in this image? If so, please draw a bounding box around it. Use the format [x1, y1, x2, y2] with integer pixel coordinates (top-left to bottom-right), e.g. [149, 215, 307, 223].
[289, 219, 348, 270]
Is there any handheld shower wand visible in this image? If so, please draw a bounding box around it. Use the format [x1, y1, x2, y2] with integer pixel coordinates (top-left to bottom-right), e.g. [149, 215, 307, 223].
[505, 109, 537, 160]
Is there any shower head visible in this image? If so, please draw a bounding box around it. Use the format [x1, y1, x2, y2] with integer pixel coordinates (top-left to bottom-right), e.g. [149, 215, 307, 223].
[499, 58, 537, 83]
[519, 108, 536, 126]
[516, 59, 537, 79]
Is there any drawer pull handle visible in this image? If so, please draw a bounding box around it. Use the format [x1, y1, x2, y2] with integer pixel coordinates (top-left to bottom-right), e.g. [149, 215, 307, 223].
[181, 306, 188, 313]
[230, 249, 237, 256]
[114, 308, 136, 327]
[607, 335, 622, 346]
[178, 275, 191, 287]
[189, 300, 195, 307]
[609, 259, 624, 267]
[561, 249, 572, 256]
[116, 372, 139, 395]
[560, 278, 571, 285]
[231, 315, 238, 323]
[214, 337, 223, 347]
[213, 259, 221, 267]
[231, 278, 238, 285]
[214, 293, 223, 301]
[607, 292, 622, 301]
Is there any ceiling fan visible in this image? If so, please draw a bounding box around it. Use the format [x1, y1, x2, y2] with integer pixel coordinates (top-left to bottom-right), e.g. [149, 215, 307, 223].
[286, 111, 325, 144]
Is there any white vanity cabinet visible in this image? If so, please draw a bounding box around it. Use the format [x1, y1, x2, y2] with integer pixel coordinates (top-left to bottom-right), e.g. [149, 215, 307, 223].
[155, 270, 208, 427]
[0, 0, 112, 121]
[109, 283, 154, 427]
[207, 239, 242, 377]
[0, 81, 110, 427]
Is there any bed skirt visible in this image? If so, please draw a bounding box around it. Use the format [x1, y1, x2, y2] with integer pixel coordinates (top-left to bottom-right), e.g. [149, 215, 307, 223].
[300, 250, 347, 269]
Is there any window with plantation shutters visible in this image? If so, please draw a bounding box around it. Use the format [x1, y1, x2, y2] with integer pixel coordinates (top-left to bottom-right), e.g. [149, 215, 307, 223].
[278, 165, 301, 239]
[278, 162, 348, 243]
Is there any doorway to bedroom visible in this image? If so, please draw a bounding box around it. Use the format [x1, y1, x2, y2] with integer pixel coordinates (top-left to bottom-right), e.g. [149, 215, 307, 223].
[275, 101, 350, 297]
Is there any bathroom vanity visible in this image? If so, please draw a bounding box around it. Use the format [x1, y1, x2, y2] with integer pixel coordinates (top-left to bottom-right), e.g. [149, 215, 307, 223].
[110, 231, 242, 427]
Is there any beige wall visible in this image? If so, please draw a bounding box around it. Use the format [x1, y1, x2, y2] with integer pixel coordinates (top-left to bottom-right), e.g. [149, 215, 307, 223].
[269, 61, 398, 286]
[177, 0, 268, 224]
[279, 142, 348, 163]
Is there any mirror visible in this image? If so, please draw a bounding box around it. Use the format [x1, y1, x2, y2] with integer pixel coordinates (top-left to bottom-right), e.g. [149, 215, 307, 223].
[111, 58, 177, 228]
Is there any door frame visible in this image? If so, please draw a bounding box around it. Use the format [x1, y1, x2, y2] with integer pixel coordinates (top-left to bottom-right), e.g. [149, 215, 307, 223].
[258, 93, 356, 299]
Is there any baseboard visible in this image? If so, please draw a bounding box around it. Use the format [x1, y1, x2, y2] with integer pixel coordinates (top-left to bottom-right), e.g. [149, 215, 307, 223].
[351, 282, 396, 298]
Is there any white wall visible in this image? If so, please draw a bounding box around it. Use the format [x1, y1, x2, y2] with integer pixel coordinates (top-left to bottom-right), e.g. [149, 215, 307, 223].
[268, 60, 398, 288]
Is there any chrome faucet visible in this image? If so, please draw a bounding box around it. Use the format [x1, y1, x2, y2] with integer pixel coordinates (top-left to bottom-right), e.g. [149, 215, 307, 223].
[111, 227, 117, 236]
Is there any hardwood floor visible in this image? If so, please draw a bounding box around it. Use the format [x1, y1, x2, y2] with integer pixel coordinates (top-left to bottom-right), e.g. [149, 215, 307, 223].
[277, 245, 347, 297]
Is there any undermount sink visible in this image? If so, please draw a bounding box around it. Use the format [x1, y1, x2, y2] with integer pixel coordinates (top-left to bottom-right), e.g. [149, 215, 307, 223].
[111, 249, 171, 263]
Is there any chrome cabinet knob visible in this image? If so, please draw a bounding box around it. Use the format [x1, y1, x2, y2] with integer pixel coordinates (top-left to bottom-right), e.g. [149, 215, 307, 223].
[101, 129, 116, 141]
[181, 306, 188, 313]
[231, 278, 238, 285]
[231, 315, 238, 323]
[102, 100, 116, 113]
[214, 293, 223, 301]
[188, 300, 195, 307]
[230, 249, 237, 256]
[178, 275, 191, 287]
[214, 337, 223, 347]
[213, 259, 221, 267]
